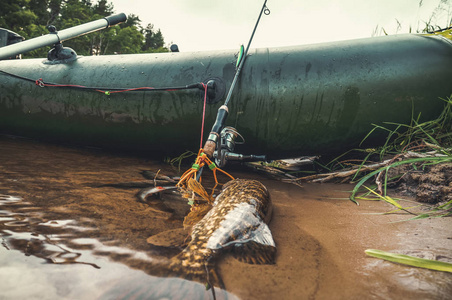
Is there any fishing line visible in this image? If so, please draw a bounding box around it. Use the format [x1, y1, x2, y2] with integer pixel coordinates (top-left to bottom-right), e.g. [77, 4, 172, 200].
[200, 82, 208, 149]
[204, 259, 216, 300]
[224, 1, 270, 107]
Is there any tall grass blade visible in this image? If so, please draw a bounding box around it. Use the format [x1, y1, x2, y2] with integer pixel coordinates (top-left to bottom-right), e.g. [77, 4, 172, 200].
[365, 249, 452, 273]
[437, 199, 452, 209]
[363, 186, 403, 209]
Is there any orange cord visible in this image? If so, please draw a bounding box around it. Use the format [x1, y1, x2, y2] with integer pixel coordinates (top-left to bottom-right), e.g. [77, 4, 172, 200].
[177, 148, 234, 197]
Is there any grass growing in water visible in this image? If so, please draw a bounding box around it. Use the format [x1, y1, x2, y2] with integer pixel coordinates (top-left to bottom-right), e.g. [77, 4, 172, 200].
[283, 96, 452, 218]
[349, 96, 452, 217]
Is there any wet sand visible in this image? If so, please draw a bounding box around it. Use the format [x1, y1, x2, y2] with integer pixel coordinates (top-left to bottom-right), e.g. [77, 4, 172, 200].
[0, 135, 451, 299]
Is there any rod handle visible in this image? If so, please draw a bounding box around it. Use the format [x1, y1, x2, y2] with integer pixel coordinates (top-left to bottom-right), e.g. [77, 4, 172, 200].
[203, 140, 217, 158]
[105, 13, 127, 27]
[203, 105, 229, 157]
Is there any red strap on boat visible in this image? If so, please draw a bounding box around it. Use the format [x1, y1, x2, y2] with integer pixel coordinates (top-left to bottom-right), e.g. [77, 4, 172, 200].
[35, 77, 89, 89]
[35, 78, 45, 87]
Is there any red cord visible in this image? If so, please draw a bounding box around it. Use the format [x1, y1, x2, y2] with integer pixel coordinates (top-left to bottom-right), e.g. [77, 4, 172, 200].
[200, 82, 208, 148]
[96, 87, 156, 94]
[35, 77, 160, 93]
[34, 77, 199, 95]
[35, 78, 87, 88]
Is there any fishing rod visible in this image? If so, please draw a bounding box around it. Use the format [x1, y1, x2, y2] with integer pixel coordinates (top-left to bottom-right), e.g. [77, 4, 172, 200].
[202, 0, 270, 160]
[177, 1, 270, 188]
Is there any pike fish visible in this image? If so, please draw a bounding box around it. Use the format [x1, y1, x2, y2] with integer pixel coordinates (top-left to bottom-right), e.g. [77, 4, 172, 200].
[157, 179, 276, 285]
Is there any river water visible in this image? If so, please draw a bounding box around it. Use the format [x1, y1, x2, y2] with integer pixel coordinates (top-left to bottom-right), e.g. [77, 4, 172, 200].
[0, 135, 451, 299]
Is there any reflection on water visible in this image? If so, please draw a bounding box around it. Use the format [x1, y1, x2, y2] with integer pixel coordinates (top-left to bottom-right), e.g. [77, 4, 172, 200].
[1, 195, 99, 268]
[0, 194, 235, 300]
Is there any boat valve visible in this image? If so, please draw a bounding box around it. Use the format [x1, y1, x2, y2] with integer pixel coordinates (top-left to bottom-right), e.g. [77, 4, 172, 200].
[202, 77, 226, 104]
[214, 126, 266, 167]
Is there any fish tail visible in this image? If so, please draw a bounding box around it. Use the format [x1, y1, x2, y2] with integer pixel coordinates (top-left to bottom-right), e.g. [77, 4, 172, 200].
[168, 251, 224, 289]
[206, 260, 225, 291]
[117, 257, 226, 300]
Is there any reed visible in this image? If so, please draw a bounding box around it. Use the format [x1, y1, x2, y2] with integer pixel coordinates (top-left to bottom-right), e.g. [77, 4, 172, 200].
[348, 96, 451, 217]
[365, 249, 452, 273]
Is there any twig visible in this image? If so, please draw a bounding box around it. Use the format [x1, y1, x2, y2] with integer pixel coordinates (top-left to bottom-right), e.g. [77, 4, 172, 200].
[154, 169, 161, 187]
[375, 170, 385, 195]
[283, 159, 392, 184]
[284, 151, 446, 185]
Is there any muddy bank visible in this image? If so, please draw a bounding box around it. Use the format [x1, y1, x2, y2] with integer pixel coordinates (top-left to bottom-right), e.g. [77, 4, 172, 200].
[0, 135, 451, 299]
[391, 162, 452, 204]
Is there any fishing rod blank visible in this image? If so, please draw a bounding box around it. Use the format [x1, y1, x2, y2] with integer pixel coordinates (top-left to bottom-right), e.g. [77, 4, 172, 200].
[203, 0, 270, 158]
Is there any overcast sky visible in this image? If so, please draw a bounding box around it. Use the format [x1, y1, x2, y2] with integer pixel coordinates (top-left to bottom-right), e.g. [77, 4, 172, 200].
[109, 0, 451, 52]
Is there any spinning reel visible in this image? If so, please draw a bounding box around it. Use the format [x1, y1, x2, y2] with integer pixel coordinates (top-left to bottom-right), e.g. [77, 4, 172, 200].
[213, 126, 266, 168]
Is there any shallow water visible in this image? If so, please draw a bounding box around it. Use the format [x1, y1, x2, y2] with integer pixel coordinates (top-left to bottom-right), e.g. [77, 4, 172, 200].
[0, 135, 451, 299]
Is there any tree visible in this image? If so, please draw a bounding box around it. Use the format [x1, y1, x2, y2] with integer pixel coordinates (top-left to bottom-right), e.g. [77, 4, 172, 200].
[0, 0, 38, 30]
[93, 0, 113, 16]
[120, 13, 141, 28]
[47, 0, 63, 25]
[28, 0, 52, 25]
[107, 25, 143, 54]
[142, 23, 166, 53]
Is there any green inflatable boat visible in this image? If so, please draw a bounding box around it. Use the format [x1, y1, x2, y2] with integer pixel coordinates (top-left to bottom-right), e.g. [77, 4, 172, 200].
[1, 14, 451, 160]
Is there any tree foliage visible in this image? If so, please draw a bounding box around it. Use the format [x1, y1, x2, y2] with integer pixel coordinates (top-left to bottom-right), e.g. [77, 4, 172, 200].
[0, 0, 168, 57]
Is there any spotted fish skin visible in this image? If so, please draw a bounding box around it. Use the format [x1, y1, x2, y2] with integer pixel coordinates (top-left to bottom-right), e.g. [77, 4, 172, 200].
[169, 179, 276, 281]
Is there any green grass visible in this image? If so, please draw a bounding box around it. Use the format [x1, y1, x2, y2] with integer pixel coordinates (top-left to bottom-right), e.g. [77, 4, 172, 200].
[360, 96, 452, 158]
[344, 96, 452, 218]
[365, 249, 452, 273]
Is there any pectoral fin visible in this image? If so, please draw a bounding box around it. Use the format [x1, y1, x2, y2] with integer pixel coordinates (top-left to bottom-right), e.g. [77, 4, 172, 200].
[147, 228, 191, 248]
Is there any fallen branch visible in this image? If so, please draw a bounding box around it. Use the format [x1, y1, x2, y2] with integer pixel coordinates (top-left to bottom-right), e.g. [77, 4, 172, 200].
[282, 159, 391, 184]
[283, 150, 448, 185]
